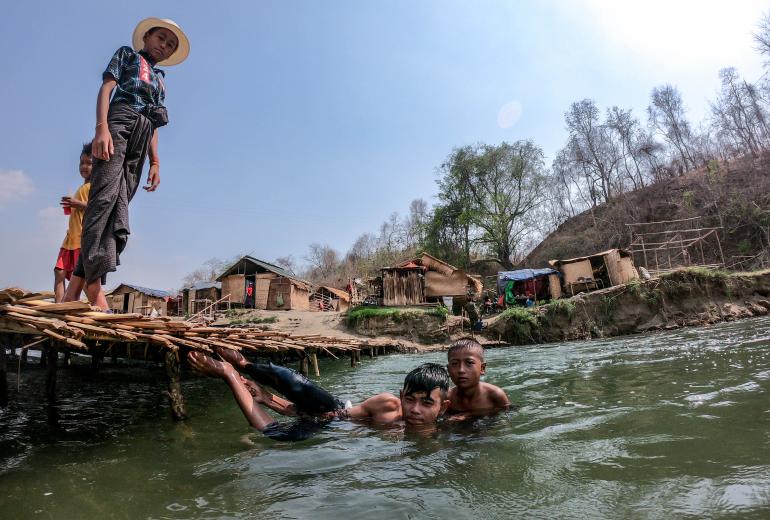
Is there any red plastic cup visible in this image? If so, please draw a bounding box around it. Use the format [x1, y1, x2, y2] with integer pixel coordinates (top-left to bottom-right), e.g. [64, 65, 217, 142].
[63, 206, 71, 215]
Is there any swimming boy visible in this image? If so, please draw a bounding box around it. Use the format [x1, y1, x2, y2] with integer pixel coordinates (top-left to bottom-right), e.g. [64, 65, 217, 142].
[54, 143, 92, 302]
[67, 18, 189, 310]
[446, 338, 509, 416]
[188, 349, 451, 441]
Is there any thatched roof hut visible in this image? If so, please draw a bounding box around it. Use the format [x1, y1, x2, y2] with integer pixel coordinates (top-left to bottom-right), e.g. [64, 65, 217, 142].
[216, 256, 311, 311]
[381, 253, 483, 306]
[181, 281, 222, 315]
[310, 286, 350, 312]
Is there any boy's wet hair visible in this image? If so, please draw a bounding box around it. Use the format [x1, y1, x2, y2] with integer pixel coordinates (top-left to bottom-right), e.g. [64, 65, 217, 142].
[447, 338, 485, 360]
[81, 142, 92, 157]
[402, 363, 449, 399]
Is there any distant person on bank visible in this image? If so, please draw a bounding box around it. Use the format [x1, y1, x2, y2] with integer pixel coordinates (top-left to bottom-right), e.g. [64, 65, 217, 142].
[64, 18, 189, 309]
[54, 143, 93, 303]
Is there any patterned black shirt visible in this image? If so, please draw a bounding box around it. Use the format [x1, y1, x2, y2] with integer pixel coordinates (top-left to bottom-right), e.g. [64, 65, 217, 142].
[104, 46, 166, 113]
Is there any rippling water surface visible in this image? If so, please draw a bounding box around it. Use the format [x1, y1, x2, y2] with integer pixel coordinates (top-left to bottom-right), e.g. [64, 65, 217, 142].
[2, 317, 770, 519]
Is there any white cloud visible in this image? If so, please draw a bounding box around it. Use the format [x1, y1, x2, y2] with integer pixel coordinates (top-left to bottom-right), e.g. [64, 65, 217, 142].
[498, 100, 523, 129]
[0, 169, 34, 207]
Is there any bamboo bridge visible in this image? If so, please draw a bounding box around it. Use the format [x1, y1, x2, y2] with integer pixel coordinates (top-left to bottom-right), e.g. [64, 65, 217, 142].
[0, 288, 399, 420]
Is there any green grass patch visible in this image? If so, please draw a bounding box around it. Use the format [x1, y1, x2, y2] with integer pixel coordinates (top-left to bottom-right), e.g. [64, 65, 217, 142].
[544, 299, 576, 319]
[346, 306, 446, 327]
[498, 306, 541, 344]
[230, 315, 278, 325]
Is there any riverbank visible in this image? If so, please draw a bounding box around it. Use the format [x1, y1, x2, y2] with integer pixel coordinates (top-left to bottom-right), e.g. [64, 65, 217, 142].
[485, 267, 770, 345]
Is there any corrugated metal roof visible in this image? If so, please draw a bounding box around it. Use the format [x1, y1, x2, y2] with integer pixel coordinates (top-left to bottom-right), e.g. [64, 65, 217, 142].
[216, 256, 311, 287]
[185, 281, 221, 291]
[113, 283, 171, 298]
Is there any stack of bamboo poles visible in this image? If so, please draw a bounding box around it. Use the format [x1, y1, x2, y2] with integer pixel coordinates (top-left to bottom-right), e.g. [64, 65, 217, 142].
[0, 288, 372, 357]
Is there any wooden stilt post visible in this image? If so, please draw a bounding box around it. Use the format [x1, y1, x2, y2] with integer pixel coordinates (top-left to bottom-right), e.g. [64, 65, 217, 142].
[299, 354, 309, 377]
[369, 347, 374, 359]
[0, 334, 7, 406]
[164, 349, 188, 421]
[20, 344, 28, 368]
[355, 349, 361, 363]
[45, 343, 58, 402]
[63, 350, 71, 367]
[311, 350, 320, 377]
[40, 344, 47, 368]
[350, 349, 356, 368]
[90, 344, 101, 373]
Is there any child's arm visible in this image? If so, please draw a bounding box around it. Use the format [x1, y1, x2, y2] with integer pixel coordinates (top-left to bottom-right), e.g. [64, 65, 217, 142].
[144, 129, 160, 192]
[93, 78, 117, 161]
[347, 393, 400, 422]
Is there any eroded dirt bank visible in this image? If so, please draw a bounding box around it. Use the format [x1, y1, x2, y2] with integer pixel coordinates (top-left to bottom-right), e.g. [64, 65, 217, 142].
[485, 268, 770, 345]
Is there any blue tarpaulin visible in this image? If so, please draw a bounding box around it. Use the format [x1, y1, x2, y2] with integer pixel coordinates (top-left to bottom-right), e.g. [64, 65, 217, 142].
[497, 268, 559, 293]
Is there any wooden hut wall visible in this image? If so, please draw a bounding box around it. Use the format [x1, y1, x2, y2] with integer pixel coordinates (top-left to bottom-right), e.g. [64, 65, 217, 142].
[424, 270, 467, 298]
[383, 270, 424, 306]
[222, 274, 245, 305]
[292, 285, 310, 311]
[618, 256, 639, 284]
[548, 274, 562, 300]
[255, 273, 275, 310]
[266, 277, 309, 310]
[603, 250, 639, 286]
[560, 260, 593, 284]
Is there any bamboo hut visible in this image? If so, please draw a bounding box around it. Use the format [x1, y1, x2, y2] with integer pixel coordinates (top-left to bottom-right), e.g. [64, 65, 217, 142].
[217, 256, 311, 311]
[310, 286, 351, 312]
[181, 281, 222, 315]
[106, 284, 170, 316]
[380, 253, 483, 306]
[550, 249, 639, 296]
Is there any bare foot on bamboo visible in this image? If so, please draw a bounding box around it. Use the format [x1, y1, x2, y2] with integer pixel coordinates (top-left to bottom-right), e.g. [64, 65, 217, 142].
[188, 351, 234, 379]
[214, 347, 248, 370]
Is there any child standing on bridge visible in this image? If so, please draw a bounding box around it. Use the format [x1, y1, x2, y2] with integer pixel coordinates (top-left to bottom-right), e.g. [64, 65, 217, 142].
[54, 143, 93, 302]
[66, 18, 189, 309]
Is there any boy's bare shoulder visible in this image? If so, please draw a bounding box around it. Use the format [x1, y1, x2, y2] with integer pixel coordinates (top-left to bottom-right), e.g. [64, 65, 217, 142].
[480, 381, 509, 405]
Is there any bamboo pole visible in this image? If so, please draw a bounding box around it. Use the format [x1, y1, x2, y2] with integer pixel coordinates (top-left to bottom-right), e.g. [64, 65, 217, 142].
[164, 349, 187, 421]
[45, 342, 58, 402]
[311, 350, 320, 377]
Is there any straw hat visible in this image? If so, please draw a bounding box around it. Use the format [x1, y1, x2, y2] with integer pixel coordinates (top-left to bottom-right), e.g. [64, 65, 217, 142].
[132, 18, 190, 66]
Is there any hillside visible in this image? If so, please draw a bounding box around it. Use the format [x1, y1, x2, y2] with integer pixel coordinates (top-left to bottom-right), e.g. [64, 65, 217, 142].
[525, 154, 770, 270]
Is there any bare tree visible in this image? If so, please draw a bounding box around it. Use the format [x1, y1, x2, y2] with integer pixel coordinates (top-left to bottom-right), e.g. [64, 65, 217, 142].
[274, 255, 298, 274]
[648, 84, 698, 170]
[710, 68, 770, 158]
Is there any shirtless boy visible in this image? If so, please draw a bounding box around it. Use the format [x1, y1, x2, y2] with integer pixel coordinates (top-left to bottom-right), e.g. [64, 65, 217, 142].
[188, 349, 451, 441]
[446, 338, 509, 416]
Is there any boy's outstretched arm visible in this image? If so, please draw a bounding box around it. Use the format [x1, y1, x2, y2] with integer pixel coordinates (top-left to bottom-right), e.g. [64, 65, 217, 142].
[93, 77, 117, 161]
[347, 393, 401, 422]
[145, 129, 160, 192]
[188, 352, 275, 431]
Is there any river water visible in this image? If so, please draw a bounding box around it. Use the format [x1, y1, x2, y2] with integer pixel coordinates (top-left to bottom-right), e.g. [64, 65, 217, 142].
[2, 317, 770, 519]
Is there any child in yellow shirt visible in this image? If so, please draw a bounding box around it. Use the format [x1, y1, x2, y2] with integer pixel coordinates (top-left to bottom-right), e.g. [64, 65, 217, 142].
[54, 143, 92, 302]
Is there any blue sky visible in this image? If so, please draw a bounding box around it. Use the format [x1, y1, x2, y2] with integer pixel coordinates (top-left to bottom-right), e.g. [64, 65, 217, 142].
[1, 0, 766, 292]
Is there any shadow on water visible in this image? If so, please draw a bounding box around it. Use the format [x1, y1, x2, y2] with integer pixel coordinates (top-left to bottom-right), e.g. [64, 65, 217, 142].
[2, 317, 770, 518]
